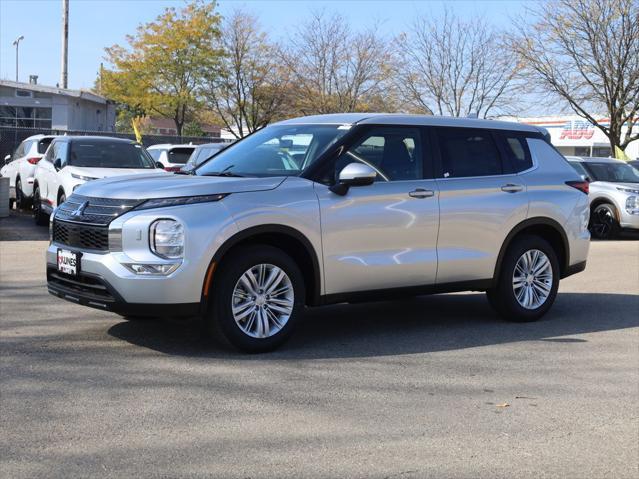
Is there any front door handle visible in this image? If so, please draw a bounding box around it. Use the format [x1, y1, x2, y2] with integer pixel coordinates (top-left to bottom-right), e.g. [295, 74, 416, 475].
[501, 184, 524, 193]
[409, 188, 435, 199]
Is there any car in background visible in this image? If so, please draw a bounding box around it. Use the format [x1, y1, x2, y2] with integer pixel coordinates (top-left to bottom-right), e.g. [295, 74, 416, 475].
[32, 136, 164, 225]
[566, 156, 639, 239]
[146, 144, 195, 172]
[628, 159, 639, 170]
[180, 142, 230, 172]
[1, 134, 56, 209]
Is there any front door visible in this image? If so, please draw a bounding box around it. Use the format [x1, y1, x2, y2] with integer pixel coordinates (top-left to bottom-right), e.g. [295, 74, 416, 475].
[316, 126, 440, 295]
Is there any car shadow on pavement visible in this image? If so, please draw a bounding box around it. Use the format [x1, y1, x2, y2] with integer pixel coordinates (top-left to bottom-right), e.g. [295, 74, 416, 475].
[0, 209, 49, 241]
[107, 292, 639, 360]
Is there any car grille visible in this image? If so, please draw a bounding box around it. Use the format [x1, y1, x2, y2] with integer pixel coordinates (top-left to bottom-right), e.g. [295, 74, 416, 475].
[53, 220, 109, 251]
[55, 194, 141, 226]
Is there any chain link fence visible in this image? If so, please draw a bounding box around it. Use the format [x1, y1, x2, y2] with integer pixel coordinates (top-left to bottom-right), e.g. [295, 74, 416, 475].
[0, 126, 230, 161]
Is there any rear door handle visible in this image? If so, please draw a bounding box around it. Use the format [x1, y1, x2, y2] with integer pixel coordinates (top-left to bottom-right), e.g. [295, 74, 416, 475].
[409, 188, 435, 199]
[501, 184, 524, 193]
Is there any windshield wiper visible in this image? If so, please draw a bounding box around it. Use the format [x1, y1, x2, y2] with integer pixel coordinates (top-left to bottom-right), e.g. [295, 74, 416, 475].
[200, 164, 245, 177]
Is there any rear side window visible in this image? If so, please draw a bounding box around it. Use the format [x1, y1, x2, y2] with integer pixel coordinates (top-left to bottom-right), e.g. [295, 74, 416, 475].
[501, 134, 533, 173]
[437, 128, 502, 178]
[37, 138, 54, 154]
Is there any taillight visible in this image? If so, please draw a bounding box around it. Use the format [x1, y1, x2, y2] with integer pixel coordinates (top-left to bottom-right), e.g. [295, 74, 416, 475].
[164, 166, 182, 172]
[27, 157, 41, 165]
[566, 180, 589, 195]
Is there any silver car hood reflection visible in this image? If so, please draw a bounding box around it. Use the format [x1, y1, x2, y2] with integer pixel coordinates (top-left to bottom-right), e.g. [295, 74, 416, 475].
[72, 173, 287, 199]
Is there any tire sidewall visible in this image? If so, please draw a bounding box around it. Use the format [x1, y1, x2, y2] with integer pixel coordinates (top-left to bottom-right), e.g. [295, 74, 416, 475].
[33, 186, 47, 225]
[495, 236, 560, 322]
[208, 245, 305, 353]
[590, 203, 619, 240]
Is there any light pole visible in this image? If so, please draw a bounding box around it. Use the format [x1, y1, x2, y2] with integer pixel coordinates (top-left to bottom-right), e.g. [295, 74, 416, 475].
[12, 35, 24, 83]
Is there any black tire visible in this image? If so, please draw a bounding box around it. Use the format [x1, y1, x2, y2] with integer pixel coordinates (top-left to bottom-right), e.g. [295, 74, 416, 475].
[58, 192, 66, 206]
[205, 245, 305, 353]
[589, 203, 620, 240]
[9, 198, 15, 210]
[486, 235, 560, 323]
[33, 186, 49, 226]
[15, 178, 29, 210]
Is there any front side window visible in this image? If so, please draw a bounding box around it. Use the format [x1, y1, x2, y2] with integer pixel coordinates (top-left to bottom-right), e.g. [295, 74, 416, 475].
[196, 124, 349, 177]
[437, 128, 502, 178]
[330, 127, 423, 182]
[69, 141, 156, 169]
[583, 162, 639, 183]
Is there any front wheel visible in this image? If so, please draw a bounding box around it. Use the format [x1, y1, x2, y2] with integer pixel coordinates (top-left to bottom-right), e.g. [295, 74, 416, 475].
[589, 203, 620, 240]
[205, 245, 305, 353]
[487, 235, 559, 322]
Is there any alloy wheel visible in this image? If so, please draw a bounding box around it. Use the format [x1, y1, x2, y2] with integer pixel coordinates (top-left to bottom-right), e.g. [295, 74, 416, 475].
[231, 263, 294, 339]
[512, 249, 553, 310]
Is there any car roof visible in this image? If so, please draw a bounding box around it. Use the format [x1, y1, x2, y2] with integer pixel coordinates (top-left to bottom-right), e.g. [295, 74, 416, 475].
[24, 134, 57, 141]
[54, 136, 137, 144]
[194, 143, 226, 148]
[275, 113, 542, 134]
[565, 156, 623, 164]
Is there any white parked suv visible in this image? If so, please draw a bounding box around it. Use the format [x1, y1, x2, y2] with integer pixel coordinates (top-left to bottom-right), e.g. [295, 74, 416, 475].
[46, 114, 590, 352]
[1, 134, 56, 209]
[33, 136, 161, 225]
[146, 144, 195, 172]
[567, 156, 639, 239]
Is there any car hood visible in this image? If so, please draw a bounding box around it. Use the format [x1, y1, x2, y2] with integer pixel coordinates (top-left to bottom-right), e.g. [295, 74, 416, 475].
[73, 173, 287, 199]
[590, 181, 639, 192]
[68, 166, 159, 179]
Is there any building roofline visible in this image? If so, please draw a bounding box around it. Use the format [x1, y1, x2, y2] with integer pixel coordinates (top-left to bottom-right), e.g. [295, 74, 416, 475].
[0, 79, 109, 104]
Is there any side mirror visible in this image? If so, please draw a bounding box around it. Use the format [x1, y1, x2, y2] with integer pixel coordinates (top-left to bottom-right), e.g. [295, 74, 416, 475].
[53, 158, 62, 171]
[3, 154, 10, 165]
[155, 161, 164, 169]
[330, 162, 377, 195]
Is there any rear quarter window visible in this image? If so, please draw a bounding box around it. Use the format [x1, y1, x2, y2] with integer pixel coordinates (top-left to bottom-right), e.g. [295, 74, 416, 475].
[500, 133, 533, 173]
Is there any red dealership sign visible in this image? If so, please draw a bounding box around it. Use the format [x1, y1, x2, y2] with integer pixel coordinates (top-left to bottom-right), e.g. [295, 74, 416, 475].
[559, 120, 594, 140]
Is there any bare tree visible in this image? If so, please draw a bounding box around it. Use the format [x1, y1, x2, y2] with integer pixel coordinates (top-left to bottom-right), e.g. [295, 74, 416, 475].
[512, 0, 639, 153]
[204, 10, 288, 139]
[396, 10, 521, 118]
[281, 11, 396, 115]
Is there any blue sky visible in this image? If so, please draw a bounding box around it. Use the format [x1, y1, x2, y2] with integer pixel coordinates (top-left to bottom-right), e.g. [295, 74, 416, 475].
[0, 0, 530, 90]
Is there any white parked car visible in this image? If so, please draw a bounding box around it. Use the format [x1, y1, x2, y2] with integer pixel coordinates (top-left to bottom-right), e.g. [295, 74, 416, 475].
[146, 144, 195, 172]
[1, 134, 56, 209]
[32, 136, 163, 225]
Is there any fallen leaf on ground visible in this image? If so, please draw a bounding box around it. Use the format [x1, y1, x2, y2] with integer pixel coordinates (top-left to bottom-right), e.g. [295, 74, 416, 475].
[496, 403, 510, 408]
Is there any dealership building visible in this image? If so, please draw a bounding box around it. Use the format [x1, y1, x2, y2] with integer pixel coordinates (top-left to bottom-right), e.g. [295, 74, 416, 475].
[502, 115, 638, 160]
[0, 79, 116, 132]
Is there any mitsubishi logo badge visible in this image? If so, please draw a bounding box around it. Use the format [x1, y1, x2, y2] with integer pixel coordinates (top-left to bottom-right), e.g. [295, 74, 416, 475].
[71, 201, 89, 217]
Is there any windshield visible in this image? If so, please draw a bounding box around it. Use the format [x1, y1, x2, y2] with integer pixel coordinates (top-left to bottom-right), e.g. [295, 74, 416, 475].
[569, 161, 590, 178]
[69, 141, 156, 169]
[147, 149, 163, 161]
[583, 161, 639, 184]
[186, 145, 224, 169]
[195, 124, 350, 177]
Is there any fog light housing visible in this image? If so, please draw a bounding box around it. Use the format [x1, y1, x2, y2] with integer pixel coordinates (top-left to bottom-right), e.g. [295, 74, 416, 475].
[123, 263, 180, 275]
[150, 219, 184, 258]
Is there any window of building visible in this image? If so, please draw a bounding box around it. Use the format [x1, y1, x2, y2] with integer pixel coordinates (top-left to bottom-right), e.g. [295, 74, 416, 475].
[0, 106, 52, 128]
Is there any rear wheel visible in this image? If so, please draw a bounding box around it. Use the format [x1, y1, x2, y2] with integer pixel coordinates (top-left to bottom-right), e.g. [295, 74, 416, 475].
[589, 203, 620, 240]
[487, 235, 559, 322]
[15, 178, 29, 210]
[33, 186, 48, 225]
[58, 191, 66, 206]
[205, 245, 305, 353]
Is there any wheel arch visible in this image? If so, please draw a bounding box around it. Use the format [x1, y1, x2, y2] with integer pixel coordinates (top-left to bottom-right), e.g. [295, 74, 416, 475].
[203, 224, 322, 307]
[590, 196, 619, 220]
[494, 217, 570, 282]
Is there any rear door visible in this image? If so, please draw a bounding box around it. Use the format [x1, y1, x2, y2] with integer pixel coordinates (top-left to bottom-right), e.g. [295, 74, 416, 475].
[316, 126, 440, 295]
[433, 127, 530, 284]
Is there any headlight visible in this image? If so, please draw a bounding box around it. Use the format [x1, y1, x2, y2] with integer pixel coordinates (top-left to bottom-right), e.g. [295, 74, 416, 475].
[150, 219, 184, 259]
[626, 196, 639, 214]
[617, 187, 639, 194]
[136, 194, 227, 210]
[71, 173, 98, 181]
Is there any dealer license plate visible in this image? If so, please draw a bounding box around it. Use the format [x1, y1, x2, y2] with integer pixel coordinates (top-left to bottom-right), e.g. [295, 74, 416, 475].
[57, 249, 80, 276]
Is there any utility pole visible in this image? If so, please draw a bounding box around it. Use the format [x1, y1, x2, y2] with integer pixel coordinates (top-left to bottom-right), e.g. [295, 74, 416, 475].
[12, 35, 24, 82]
[61, 0, 69, 89]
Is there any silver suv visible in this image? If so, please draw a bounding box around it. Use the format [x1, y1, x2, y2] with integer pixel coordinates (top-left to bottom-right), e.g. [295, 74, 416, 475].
[47, 114, 590, 352]
[567, 156, 639, 239]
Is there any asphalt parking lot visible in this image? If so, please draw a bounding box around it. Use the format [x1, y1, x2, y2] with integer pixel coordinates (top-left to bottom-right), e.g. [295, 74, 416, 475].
[1, 210, 638, 478]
